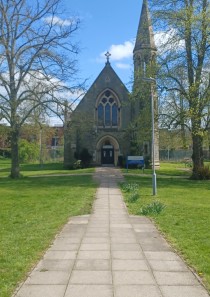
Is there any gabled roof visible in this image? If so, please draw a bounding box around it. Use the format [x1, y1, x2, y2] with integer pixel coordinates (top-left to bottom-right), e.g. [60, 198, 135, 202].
[90, 60, 129, 94]
[75, 61, 129, 112]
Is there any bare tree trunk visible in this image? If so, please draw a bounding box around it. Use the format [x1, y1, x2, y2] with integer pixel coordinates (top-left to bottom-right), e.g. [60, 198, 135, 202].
[10, 127, 20, 178]
[191, 133, 204, 176]
[180, 95, 187, 148]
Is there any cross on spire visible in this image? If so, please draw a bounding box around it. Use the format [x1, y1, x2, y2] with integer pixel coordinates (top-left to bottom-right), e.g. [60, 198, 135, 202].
[105, 51, 111, 64]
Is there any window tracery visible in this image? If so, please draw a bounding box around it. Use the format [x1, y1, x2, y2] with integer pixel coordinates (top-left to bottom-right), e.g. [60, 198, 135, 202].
[96, 90, 120, 128]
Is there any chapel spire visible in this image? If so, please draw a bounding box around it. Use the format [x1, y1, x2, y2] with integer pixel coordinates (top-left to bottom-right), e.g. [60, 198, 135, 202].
[134, 0, 156, 53]
[132, 0, 160, 169]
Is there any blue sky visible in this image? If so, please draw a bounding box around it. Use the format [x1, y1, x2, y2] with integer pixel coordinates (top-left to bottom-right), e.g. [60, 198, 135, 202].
[63, 0, 143, 90]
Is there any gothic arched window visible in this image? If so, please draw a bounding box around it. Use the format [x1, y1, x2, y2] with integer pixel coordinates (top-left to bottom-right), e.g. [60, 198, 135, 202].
[112, 103, 118, 126]
[97, 90, 120, 128]
[98, 104, 103, 125]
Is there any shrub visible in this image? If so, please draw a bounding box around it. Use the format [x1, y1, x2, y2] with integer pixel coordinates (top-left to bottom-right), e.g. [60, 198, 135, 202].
[0, 148, 11, 158]
[191, 166, 210, 180]
[144, 156, 151, 169]
[75, 148, 92, 168]
[128, 191, 140, 203]
[118, 155, 125, 167]
[73, 160, 82, 169]
[121, 183, 139, 192]
[139, 200, 166, 215]
[19, 139, 39, 163]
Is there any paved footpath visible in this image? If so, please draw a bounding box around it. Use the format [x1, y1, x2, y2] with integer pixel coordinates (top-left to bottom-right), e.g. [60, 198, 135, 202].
[14, 167, 209, 297]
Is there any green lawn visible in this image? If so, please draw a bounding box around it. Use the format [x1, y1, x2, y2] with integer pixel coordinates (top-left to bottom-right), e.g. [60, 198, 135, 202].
[121, 174, 210, 292]
[123, 161, 192, 176]
[0, 174, 97, 297]
[0, 159, 95, 177]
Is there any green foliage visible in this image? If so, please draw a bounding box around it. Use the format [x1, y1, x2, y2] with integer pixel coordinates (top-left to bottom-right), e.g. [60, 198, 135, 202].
[0, 148, 11, 158]
[121, 182, 139, 192]
[139, 200, 166, 215]
[19, 139, 39, 163]
[80, 148, 92, 167]
[75, 148, 92, 168]
[191, 166, 210, 180]
[73, 159, 82, 169]
[121, 183, 140, 203]
[128, 191, 140, 203]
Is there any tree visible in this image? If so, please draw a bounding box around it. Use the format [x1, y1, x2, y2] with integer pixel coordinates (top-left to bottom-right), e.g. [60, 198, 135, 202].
[19, 139, 39, 163]
[0, 0, 80, 178]
[151, 0, 210, 177]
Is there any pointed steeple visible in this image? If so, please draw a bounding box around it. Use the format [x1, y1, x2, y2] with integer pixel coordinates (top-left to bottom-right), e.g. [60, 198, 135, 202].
[134, 0, 156, 53]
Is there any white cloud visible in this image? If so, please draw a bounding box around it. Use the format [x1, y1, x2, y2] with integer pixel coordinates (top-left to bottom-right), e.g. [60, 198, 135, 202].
[115, 63, 131, 69]
[154, 29, 185, 54]
[99, 40, 135, 62]
[44, 16, 74, 26]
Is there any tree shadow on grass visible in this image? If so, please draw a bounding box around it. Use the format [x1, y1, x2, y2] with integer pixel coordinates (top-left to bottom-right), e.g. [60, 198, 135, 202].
[0, 175, 97, 191]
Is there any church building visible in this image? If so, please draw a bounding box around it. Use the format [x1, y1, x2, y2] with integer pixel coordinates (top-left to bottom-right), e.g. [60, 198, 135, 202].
[64, 0, 159, 168]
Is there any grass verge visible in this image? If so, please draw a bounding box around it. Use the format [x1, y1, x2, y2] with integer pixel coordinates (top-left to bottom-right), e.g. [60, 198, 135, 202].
[123, 161, 192, 176]
[0, 159, 95, 177]
[0, 175, 97, 297]
[121, 175, 210, 292]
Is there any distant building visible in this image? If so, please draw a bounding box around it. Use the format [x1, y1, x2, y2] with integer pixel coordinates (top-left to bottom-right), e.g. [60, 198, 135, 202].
[64, 0, 159, 167]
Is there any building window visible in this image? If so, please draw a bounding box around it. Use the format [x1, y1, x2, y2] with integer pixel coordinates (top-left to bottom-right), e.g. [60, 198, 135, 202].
[97, 90, 120, 128]
[105, 104, 111, 126]
[112, 104, 118, 126]
[98, 104, 104, 125]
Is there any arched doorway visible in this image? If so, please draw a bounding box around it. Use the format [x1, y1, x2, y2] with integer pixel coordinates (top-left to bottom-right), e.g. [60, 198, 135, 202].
[101, 142, 114, 165]
[96, 135, 120, 166]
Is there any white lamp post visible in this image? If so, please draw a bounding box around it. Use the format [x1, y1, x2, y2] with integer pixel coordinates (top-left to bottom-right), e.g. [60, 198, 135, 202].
[143, 77, 157, 196]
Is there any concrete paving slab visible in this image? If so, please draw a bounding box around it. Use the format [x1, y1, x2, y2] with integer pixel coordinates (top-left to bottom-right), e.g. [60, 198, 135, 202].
[80, 243, 110, 251]
[112, 259, 149, 271]
[144, 251, 181, 261]
[82, 237, 110, 244]
[85, 228, 109, 233]
[110, 223, 132, 229]
[111, 237, 138, 243]
[112, 251, 144, 260]
[84, 232, 110, 238]
[35, 259, 75, 272]
[135, 231, 161, 239]
[25, 271, 69, 285]
[54, 237, 82, 244]
[69, 271, 112, 284]
[75, 259, 111, 270]
[154, 271, 199, 285]
[111, 243, 141, 251]
[57, 232, 84, 238]
[115, 285, 162, 297]
[15, 285, 66, 297]
[148, 260, 189, 272]
[113, 271, 155, 285]
[65, 285, 113, 297]
[49, 243, 80, 251]
[129, 215, 151, 223]
[140, 243, 172, 252]
[44, 251, 77, 260]
[77, 251, 110, 260]
[160, 285, 210, 297]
